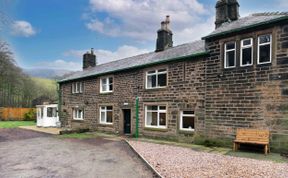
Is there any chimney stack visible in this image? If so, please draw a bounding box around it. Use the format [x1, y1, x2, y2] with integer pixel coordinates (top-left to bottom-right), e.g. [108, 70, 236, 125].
[215, 0, 240, 29]
[156, 15, 173, 52]
[83, 48, 96, 70]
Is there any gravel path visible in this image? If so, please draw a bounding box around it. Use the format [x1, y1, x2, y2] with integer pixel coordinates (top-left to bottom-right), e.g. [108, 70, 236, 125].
[128, 140, 288, 178]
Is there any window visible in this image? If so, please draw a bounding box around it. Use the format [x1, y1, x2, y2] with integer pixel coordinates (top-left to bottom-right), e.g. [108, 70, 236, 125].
[258, 34, 272, 64]
[145, 105, 167, 128]
[37, 107, 43, 119]
[180, 111, 195, 131]
[72, 82, 83, 94]
[100, 106, 113, 124]
[224, 42, 236, 68]
[73, 109, 83, 120]
[47, 107, 57, 118]
[100, 77, 113, 93]
[146, 69, 167, 89]
[240, 38, 253, 67]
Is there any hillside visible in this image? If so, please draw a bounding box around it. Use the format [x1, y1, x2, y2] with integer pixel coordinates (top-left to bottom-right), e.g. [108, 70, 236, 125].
[24, 68, 74, 79]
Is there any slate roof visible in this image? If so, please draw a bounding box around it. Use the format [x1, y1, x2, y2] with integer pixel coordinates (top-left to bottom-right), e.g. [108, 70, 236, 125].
[203, 12, 288, 39]
[58, 40, 206, 83]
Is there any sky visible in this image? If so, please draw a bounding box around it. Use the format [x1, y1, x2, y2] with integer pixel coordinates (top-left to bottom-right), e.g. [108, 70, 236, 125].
[1, 0, 288, 71]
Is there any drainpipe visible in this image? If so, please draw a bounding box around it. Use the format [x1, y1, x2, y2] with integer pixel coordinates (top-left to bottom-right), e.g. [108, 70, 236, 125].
[135, 96, 139, 138]
[57, 83, 62, 126]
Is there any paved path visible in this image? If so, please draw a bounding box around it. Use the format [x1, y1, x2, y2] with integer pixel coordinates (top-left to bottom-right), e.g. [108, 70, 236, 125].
[19, 125, 61, 135]
[0, 128, 154, 178]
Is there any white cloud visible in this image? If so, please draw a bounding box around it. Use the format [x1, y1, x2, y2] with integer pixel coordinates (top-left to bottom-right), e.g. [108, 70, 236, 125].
[11, 20, 36, 37]
[85, 0, 214, 44]
[64, 45, 149, 64]
[35, 59, 82, 71]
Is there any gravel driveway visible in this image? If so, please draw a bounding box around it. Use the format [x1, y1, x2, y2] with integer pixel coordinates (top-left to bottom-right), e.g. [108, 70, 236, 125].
[129, 140, 288, 178]
[0, 128, 154, 178]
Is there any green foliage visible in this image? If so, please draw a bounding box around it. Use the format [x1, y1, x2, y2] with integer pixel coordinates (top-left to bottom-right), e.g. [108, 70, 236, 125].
[24, 109, 36, 121]
[0, 41, 58, 107]
[0, 121, 35, 128]
[58, 133, 98, 139]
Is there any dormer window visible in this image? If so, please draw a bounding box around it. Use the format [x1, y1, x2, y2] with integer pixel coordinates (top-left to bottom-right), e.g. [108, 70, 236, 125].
[72, 82, 83, 94]
[146, 69, 167, 89]
[240, 38, 253, 67]
[100, 77, 113, 93]
[224, 42, 236, 68]
[258, 34, 272, 64]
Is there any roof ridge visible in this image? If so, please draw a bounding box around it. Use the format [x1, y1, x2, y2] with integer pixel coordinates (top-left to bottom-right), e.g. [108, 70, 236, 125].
[252, 12, 288, 16]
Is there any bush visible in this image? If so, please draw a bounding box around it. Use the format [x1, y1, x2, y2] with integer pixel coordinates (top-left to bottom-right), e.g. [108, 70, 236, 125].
[24, 109, 36, 121]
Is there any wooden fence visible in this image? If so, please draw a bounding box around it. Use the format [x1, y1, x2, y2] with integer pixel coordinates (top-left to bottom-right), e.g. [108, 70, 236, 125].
[0, 107, 34, 121]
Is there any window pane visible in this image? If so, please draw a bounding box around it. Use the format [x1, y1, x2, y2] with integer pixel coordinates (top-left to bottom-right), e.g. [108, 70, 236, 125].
[259, 45, 271, 63]
[242, 48, 252, 65]
[158, 73, 167, 87]
[226, 51, 235, 67]
[101, 112, 106, 122]
[78, 110, 83, 118]
[259, 35, 271, 44]
[148, 70, 156, 74]
[77, 83, 81, 93]
[102, 83, 107, 92]
[183, 111, 194, 115]
[107, 111, 113, 123]
[226, 42, 235, 50]
[182, 116, 194, 129]
[151, 75, 156, 87]
[243, 39, 251, 46]
[109, 77, 113, 84]
[159, 106, 166, 110]
[107, 106, 113, 110]
[146, 112, 157, 126]
[109, 83, 113, 91]
[147, 75, 152, 88]
[52, 108, 57, 117]
[47, 108, 53, 117]
[101, 107, 105, 110]
[159, 113, 166, 126]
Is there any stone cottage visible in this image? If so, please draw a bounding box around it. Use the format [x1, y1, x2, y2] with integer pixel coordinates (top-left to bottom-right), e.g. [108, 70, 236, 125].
[58, 0, 288, 151]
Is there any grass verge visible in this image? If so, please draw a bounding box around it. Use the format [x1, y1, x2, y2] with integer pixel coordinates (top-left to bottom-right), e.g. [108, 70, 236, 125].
[0, 121, 35, 128]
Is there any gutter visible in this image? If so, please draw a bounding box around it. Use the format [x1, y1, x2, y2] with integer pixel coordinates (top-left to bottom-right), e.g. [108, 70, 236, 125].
[202, 16, 288, 40]
[57, 51, 209, 84]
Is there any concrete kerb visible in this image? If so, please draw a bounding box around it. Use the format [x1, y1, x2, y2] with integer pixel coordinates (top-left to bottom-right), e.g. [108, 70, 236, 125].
[124, 139, 163, 178]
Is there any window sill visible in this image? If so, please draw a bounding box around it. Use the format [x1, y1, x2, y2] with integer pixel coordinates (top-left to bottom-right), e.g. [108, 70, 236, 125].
[178, 129, 195, 135]
[72, 119, 84, 122]
[145, 87, 167, 92]
[100, 91, 113, 95]
[144, 127, 168, 132]
[99, 123, 114, 127]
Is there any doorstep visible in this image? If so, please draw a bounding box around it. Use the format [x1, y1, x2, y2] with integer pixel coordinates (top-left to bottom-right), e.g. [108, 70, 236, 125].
[19, 126, 61, 135]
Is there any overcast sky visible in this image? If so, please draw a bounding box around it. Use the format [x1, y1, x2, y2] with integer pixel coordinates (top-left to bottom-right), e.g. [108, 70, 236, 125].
[1, 0, 288, 71]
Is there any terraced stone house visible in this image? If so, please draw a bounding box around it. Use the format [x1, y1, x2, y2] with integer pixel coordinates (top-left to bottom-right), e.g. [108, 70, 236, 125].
[58, 0, 288, 151]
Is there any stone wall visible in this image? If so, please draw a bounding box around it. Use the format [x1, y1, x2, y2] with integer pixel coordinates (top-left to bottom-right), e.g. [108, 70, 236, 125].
[205, 24, 288, 151]
[60, 57, 206, 141]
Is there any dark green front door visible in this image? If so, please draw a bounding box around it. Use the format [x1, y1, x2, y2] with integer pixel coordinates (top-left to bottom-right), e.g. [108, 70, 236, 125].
[123, 109, 131, 134]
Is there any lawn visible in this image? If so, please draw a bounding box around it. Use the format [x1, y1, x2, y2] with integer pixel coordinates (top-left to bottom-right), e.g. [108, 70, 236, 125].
[0, 121, 35, 128]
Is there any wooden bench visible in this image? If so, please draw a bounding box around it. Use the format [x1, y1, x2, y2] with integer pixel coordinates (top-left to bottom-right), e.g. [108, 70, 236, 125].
[233, 129, 270, 155]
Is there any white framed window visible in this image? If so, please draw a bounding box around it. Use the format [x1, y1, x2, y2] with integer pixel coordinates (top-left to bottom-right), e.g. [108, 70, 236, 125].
[99, 106, 113, 124]
[72, 82, 83, 94]
[47, 107, 57, 118]
[100, 77, 113, 93]
[258, 34, 272, 64]
[224, 42, 236, 68]
[240, 38, 253, 67]
[73, 109, 83, 120]
[180, 111, 195, 131]
[145, 105, 167, 128]
[146, 69, 167, 89]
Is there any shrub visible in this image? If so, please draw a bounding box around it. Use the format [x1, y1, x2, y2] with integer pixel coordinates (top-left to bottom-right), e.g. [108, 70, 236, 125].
[24, 109, 36, 121]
